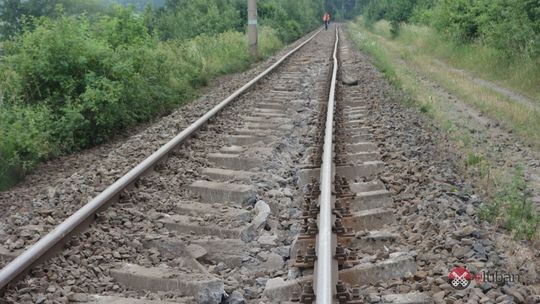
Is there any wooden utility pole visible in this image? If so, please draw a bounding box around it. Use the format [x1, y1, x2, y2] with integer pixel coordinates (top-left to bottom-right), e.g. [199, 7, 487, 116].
[248, 0, 258, 57]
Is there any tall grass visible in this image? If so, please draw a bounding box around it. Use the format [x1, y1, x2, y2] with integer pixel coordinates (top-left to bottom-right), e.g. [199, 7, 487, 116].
[480, 167, 540, 240]
[346, 30, 400, 87]
[374, 21, 540, 102]
[349, 19, 540, 149]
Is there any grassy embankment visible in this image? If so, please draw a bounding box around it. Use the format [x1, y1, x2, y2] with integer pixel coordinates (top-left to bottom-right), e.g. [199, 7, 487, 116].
[346, 19, 540, 240]
[0, 16, 285, 191]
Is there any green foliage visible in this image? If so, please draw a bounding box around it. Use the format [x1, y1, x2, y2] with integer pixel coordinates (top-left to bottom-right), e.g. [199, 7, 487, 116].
[259, 26, 284, 58]
[432, 0, 480, 43]
[155, 0, 243, 41]
[419, 103, 432, 114]
[0, 0, 22, 38]
[0, 0, 321, 189]
[1, 11, 179, 149]
[323, 0, 363, 20]
[2, 0, 326, 43]
[369, 19, 539, 101]
[432, 0, 540, 58]
[465, 152, 484, 167]
[103, 0, 166, 11]
[409, 0, 437, 24]
[359, 0, 435, 35]
[480, 167, 540, 239]
[258, 1, 306, 43]
[362, 0, 421, 35]
[153, 0, 323, 44]
[357, 0, 540, 59]
[0, 104, 54, 189]
[0, 0, 111, 38]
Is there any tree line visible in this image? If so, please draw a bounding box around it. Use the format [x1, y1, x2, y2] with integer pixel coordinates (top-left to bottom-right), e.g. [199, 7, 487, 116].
[356, 0, 539, 59]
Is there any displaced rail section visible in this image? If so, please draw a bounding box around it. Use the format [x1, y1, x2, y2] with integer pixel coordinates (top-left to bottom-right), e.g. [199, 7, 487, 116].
[314, 26, 339, 304]
[262, 27, 430, 304]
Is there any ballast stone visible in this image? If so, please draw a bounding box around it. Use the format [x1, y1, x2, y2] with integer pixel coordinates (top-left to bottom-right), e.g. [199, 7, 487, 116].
[189, 180, 255, 204]
[110, 263, 225, 304]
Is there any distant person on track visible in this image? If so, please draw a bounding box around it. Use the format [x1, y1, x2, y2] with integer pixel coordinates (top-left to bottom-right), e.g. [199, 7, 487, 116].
[323, 12, 331, 30]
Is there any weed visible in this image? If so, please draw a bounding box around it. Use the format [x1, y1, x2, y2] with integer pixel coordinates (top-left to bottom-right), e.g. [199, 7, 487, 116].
[465, 153, 484, 167]
[442, 121, 456, 133]
[457, 133, 472, 149]
[419, 104, 431, 113]
[480, 167, 540, 239]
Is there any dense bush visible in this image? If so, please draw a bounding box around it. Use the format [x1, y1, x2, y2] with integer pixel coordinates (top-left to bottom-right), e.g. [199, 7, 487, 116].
[1, 11, 184, 148]
[363, 0, 436, 35]
[0, 105, 53, 189]
[433, 0, 539, 58]
[376, 0, 417, 35]
[357, 0, 539, 58]
[0, 0, 110, 38]
[1, 0, 326, 43]
[154, 0, 244, 41]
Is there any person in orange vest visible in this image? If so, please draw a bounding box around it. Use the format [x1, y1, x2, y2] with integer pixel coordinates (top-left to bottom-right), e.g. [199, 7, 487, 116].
[323, 12, 331, 30]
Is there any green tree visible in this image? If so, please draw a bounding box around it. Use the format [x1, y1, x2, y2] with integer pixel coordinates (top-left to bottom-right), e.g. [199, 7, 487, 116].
[155, 0, 242, 41]
[0, 0, 110, 39]
[433, 0, 539, 57]
[0, 0, 22, 38]
[102, 0, 166, 11]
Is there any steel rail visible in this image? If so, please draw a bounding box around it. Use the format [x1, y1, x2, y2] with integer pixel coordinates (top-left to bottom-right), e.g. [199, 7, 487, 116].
[315, 26, 339, 304]
[0, 28, 324, 293]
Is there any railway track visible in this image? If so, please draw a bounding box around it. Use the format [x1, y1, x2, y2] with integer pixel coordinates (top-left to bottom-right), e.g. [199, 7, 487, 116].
[4, 23, 534, 304]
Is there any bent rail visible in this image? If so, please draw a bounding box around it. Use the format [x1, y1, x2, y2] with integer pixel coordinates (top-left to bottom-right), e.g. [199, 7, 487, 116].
[0, 28, 324, 293]
[315, 26, 339, 304]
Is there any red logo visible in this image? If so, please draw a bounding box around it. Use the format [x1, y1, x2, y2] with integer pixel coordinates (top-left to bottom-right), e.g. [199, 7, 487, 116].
[448, 267, 472, 290]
